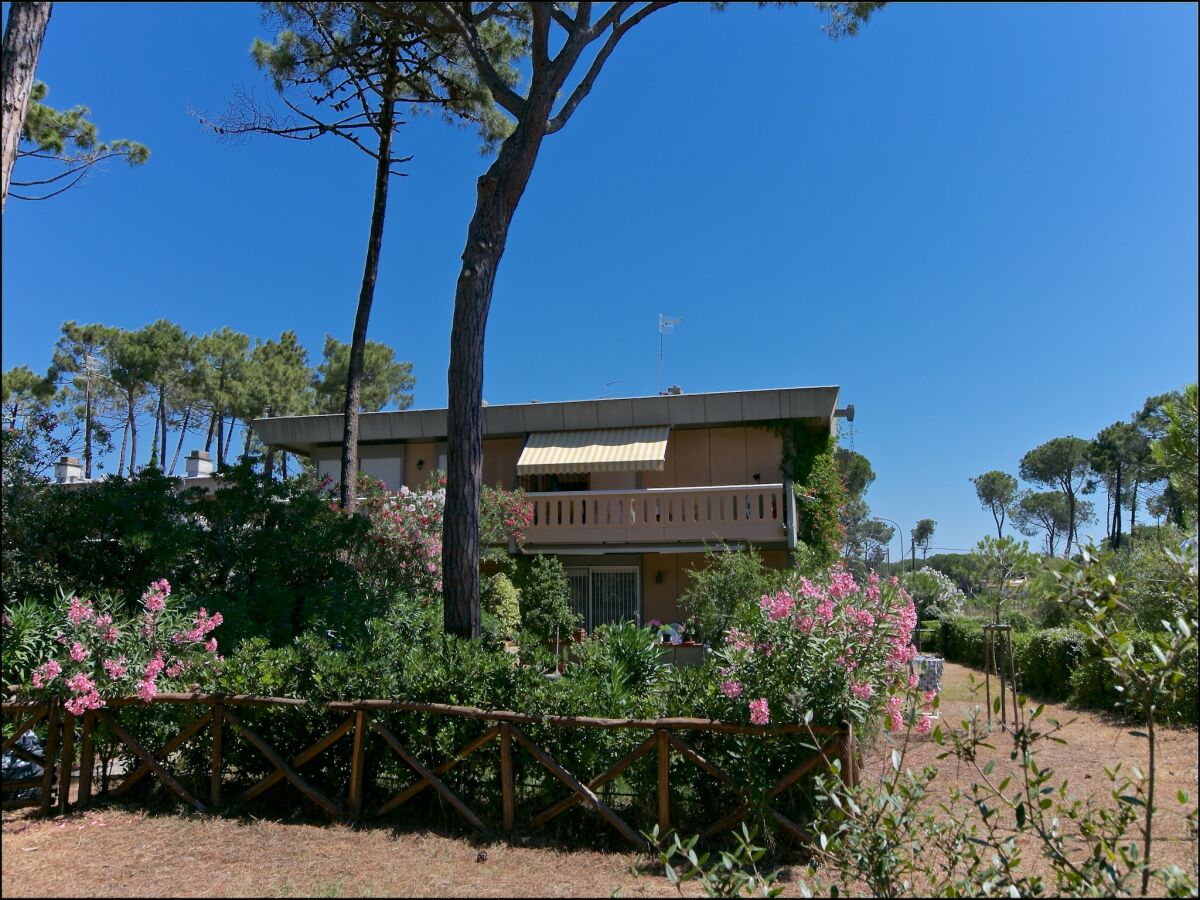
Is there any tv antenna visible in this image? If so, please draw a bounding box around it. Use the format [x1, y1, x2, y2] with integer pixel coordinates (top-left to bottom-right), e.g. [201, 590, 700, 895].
[658, 314, 683, 395]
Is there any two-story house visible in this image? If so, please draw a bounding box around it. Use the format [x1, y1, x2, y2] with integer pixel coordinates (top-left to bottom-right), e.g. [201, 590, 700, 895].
[253, 385, 846, 630]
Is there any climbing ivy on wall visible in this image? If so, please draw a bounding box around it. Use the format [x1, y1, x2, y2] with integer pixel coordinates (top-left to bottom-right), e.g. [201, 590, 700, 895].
[763, 421, 847, 569]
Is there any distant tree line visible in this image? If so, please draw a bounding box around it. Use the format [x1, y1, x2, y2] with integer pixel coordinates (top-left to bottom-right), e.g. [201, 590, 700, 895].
[1, 322, 415, 479]
[972, 385, 1198, 556]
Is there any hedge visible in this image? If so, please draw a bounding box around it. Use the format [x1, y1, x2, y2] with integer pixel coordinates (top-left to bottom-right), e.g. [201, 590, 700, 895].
[937, 617, 1197, 724]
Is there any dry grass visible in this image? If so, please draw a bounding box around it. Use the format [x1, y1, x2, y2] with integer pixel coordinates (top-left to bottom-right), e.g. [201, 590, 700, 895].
[3, 662, 1197, 898]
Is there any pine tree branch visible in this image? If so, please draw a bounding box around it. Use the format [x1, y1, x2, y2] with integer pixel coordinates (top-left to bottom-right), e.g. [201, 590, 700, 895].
[8, 169, 90, 200]
[546, 1, 675, 134]
[532, 3, 551, 67]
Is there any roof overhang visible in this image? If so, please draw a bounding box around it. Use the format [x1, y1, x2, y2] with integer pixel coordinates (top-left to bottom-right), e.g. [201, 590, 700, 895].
[253, 385, 841, 458]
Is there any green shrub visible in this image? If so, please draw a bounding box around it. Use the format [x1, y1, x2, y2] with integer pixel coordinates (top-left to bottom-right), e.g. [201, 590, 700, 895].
[1013, 628, 1084, 701]
[1001, 609, 1035, 633]
[1069, 633, 1198, 725]
[513, 554, 579, 640]
[677, 544, 778, 644]
[939, 616, 986, 668]
[481, 572, 521, 639]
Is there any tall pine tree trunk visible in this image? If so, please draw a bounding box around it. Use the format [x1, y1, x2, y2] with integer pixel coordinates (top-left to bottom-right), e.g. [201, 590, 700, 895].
[169, 406, 190, 475]
[159, 389, 168, 466]
[117, 416, 129, 477]
[83, 376, 93, 479]
[216, 413, 224, 467]
[127, 394, 138, 476]
[204, 409, 216, 452]
[224, 416, 236, 463]
[443, 107, 552, 639]
[149, 396, 161, 468]
[1, 2, 52, 211]
[339, 64, 398, 515]
[1112, 462, 1123, 549]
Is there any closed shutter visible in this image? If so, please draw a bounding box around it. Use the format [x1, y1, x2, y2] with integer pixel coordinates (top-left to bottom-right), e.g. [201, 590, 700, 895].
[360, 455, 403, 491]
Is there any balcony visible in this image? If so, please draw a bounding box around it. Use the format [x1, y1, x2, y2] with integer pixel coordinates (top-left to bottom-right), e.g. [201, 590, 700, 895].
[524, 483, 790, 546]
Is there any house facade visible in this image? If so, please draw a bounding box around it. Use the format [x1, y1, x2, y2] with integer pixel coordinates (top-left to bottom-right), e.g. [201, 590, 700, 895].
[253, 386, 846, 629]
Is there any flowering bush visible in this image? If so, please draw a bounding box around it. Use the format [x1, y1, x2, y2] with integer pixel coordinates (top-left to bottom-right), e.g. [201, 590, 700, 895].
[21, 581, 224, 713]
[899, 565, 966, 620]
[712, 565, 926, 730]
[356, 473, 533, 607]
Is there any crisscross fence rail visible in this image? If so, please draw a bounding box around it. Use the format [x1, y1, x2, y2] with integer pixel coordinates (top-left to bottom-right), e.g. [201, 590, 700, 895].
[2, 693, 856, 849]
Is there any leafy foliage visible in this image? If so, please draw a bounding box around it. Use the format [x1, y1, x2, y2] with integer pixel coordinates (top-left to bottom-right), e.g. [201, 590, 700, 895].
[806, 544, 1198, 897]
[512, 554, 580, 641]
[677, 545, 780, 645]
[10, 82, 148, 202]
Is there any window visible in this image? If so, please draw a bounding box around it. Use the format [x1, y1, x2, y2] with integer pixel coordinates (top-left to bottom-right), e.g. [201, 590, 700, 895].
[520, 472, 590, 493]
[564, 566, 640, 631]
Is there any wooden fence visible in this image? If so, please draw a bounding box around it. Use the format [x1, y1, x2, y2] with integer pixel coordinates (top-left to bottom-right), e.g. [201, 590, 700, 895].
[2, 694, 856, 849]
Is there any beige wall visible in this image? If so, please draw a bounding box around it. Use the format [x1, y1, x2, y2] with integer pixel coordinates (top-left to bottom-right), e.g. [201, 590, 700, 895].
[642, 549, 791, 624]
[403, 441, 439, 489]
[483, 437, 524, 489]
[316, 425, 781, 493]
[642, 426, 781, 489]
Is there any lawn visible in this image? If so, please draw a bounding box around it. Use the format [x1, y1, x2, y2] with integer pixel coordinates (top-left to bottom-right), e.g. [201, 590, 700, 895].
[3, 662, 1197, 898]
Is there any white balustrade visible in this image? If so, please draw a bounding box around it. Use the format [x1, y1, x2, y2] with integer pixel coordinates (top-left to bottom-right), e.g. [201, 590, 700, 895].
[524, 484, 785, 545]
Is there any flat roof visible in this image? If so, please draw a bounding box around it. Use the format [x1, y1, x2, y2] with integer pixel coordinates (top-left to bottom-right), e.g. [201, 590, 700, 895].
[253, 385, 841, 456]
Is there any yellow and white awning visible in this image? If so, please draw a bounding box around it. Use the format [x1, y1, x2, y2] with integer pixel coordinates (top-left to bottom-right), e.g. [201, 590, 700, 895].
[516, 427, 669, 475]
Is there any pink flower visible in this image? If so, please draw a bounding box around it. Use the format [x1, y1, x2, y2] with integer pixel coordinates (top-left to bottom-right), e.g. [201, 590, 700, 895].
[144, 651, 165, 681]
[749, 698, 770, 726]
[884, 695, 903, 732]
[850, 682, 873, 700]
[69, 641, 90, 663]
[67, 596, 94, 626]
[32, 658, 63, 689]
[135, 679, 157, 702]
[759, 591, 795, 622]
[165, 662, 185, 678]
[103, 657, 127, 680]
[65, 691, 105, 716]
[814, 599, 835, 623]
[205, 637, 218, 654]
[795, 616, 815, 634]
[66, 672, 96, 695]
[142, 579, 171, 613]
[915, 715, 933, 735]
[721, 680, 744, 699]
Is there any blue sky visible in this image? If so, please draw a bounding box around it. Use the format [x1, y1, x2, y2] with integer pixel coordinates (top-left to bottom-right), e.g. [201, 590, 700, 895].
[2, 2, 1196, 556]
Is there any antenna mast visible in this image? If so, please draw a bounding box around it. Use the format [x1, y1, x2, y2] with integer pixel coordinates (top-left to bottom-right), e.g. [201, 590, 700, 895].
[658, 313, 683, 395]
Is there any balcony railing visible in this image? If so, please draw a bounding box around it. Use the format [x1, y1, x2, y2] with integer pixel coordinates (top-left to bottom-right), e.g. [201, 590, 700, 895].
[524, 484, 787, 545]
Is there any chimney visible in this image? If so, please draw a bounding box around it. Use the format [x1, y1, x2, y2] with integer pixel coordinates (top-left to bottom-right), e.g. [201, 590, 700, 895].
[185, 450, 213, 478]
[666, 385, 683, 395]
[54, 456, 83, 483]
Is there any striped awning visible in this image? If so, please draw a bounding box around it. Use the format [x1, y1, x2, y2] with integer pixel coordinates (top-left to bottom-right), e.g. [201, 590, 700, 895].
[516, 427, 669, 475]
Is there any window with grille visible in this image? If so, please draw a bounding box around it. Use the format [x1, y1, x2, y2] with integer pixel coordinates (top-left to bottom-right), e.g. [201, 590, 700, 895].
[564, 566, 640, 631]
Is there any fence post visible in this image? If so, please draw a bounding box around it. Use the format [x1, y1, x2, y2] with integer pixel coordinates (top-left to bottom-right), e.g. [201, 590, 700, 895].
[841, 722, 857, 788]
[348, 709, 368, 819]
[656, 728, 670, 837]
[57, 710, 76, 814]
[500, 722, 514, 832]
[210, 703, 224, 808]
[78, 711, 95, 807]
[39, 700, 60, 816]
